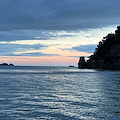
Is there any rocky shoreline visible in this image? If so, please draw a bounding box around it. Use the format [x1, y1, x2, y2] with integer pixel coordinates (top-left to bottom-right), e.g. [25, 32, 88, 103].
[78, 26, 120, 70]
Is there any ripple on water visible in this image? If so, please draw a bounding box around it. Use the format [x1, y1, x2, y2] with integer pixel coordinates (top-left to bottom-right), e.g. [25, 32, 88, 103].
[0, 67, 120, 120]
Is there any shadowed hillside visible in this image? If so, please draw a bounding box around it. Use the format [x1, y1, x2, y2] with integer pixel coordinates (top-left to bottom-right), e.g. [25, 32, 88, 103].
[78, 26, 120, 70]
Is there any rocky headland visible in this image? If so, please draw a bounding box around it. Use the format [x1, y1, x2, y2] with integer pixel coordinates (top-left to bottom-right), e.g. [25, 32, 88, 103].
[78, 26, 120, 70]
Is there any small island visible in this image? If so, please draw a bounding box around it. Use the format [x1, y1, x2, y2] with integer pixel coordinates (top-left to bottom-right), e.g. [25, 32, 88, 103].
[0, 63, 14, 66]
[78, 25, 120, 70]
[69, 65, 74, 68]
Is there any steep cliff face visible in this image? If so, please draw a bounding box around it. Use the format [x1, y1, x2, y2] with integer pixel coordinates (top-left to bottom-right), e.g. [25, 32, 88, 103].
[78, 26, 120, 70]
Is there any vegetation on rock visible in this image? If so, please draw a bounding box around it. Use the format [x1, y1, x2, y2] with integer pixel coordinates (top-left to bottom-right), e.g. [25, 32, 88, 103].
[78, 26, 120, 70]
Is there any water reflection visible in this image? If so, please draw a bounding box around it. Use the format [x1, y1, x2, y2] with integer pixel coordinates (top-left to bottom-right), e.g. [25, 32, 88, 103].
[0, 67, 120, 120]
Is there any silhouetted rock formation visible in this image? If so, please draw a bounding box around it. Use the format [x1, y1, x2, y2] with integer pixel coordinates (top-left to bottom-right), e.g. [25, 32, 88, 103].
[78, 26, 120, 70]
[78, 56, 88, 68]
[9, 63, 14, 66]
[0, 63, 14, 66]
[1, 63, 9, 66]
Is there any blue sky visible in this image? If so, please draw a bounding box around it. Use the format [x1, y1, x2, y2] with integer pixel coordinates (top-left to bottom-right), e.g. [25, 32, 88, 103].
[0, 0, 120, 65]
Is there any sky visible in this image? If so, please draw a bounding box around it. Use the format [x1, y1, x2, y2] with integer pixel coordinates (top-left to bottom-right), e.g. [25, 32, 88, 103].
[0, 0, 120, 66]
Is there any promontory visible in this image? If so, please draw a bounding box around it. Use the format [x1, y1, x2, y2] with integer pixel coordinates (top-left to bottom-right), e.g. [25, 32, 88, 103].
[78, 25, 120, 70]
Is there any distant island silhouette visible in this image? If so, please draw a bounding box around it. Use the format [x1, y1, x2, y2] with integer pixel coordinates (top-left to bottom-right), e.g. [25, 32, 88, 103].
[78, 25, 120, 70]
[0, 63, 14, 66]
[69, 65, 75, 68]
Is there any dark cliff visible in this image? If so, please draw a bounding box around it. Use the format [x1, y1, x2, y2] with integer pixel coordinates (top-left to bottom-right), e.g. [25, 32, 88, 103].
[78, 26, 120, 70]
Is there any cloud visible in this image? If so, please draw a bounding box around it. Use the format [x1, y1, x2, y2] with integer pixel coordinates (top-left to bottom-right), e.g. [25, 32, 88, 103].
[0, 43, 51, 56]
[0, 0, 120, 31]
[0, 42, 60, 56]
[0, 43, 45, 52]
[15, 52, 59, 57]
[0, 30, 77, 42]
[72, 44, 97, 53]
[1, 52, 59, 57]
[0, 30, 49, 41]
[0, 0, 119, 60]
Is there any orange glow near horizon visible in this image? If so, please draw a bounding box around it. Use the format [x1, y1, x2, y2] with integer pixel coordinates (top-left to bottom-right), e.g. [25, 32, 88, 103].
[0, 48, 91, 66]
[0, 56, 88, 66]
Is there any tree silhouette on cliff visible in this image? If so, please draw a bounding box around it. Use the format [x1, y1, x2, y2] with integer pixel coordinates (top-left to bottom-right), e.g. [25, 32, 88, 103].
[88, 25, 120, 69]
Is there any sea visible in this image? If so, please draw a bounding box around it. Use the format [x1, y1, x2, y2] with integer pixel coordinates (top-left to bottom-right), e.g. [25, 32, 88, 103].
[0, 66, 120, 120]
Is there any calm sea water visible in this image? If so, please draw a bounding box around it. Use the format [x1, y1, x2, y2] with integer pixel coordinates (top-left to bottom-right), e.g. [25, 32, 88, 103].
[0, 66, 120, 120]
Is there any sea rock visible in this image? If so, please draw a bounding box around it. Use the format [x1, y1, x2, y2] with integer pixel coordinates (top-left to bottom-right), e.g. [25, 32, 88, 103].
[0, 63, 14, 66]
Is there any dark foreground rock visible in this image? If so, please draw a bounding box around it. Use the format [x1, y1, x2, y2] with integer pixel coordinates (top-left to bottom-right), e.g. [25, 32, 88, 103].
[78, 26, 120, 70]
